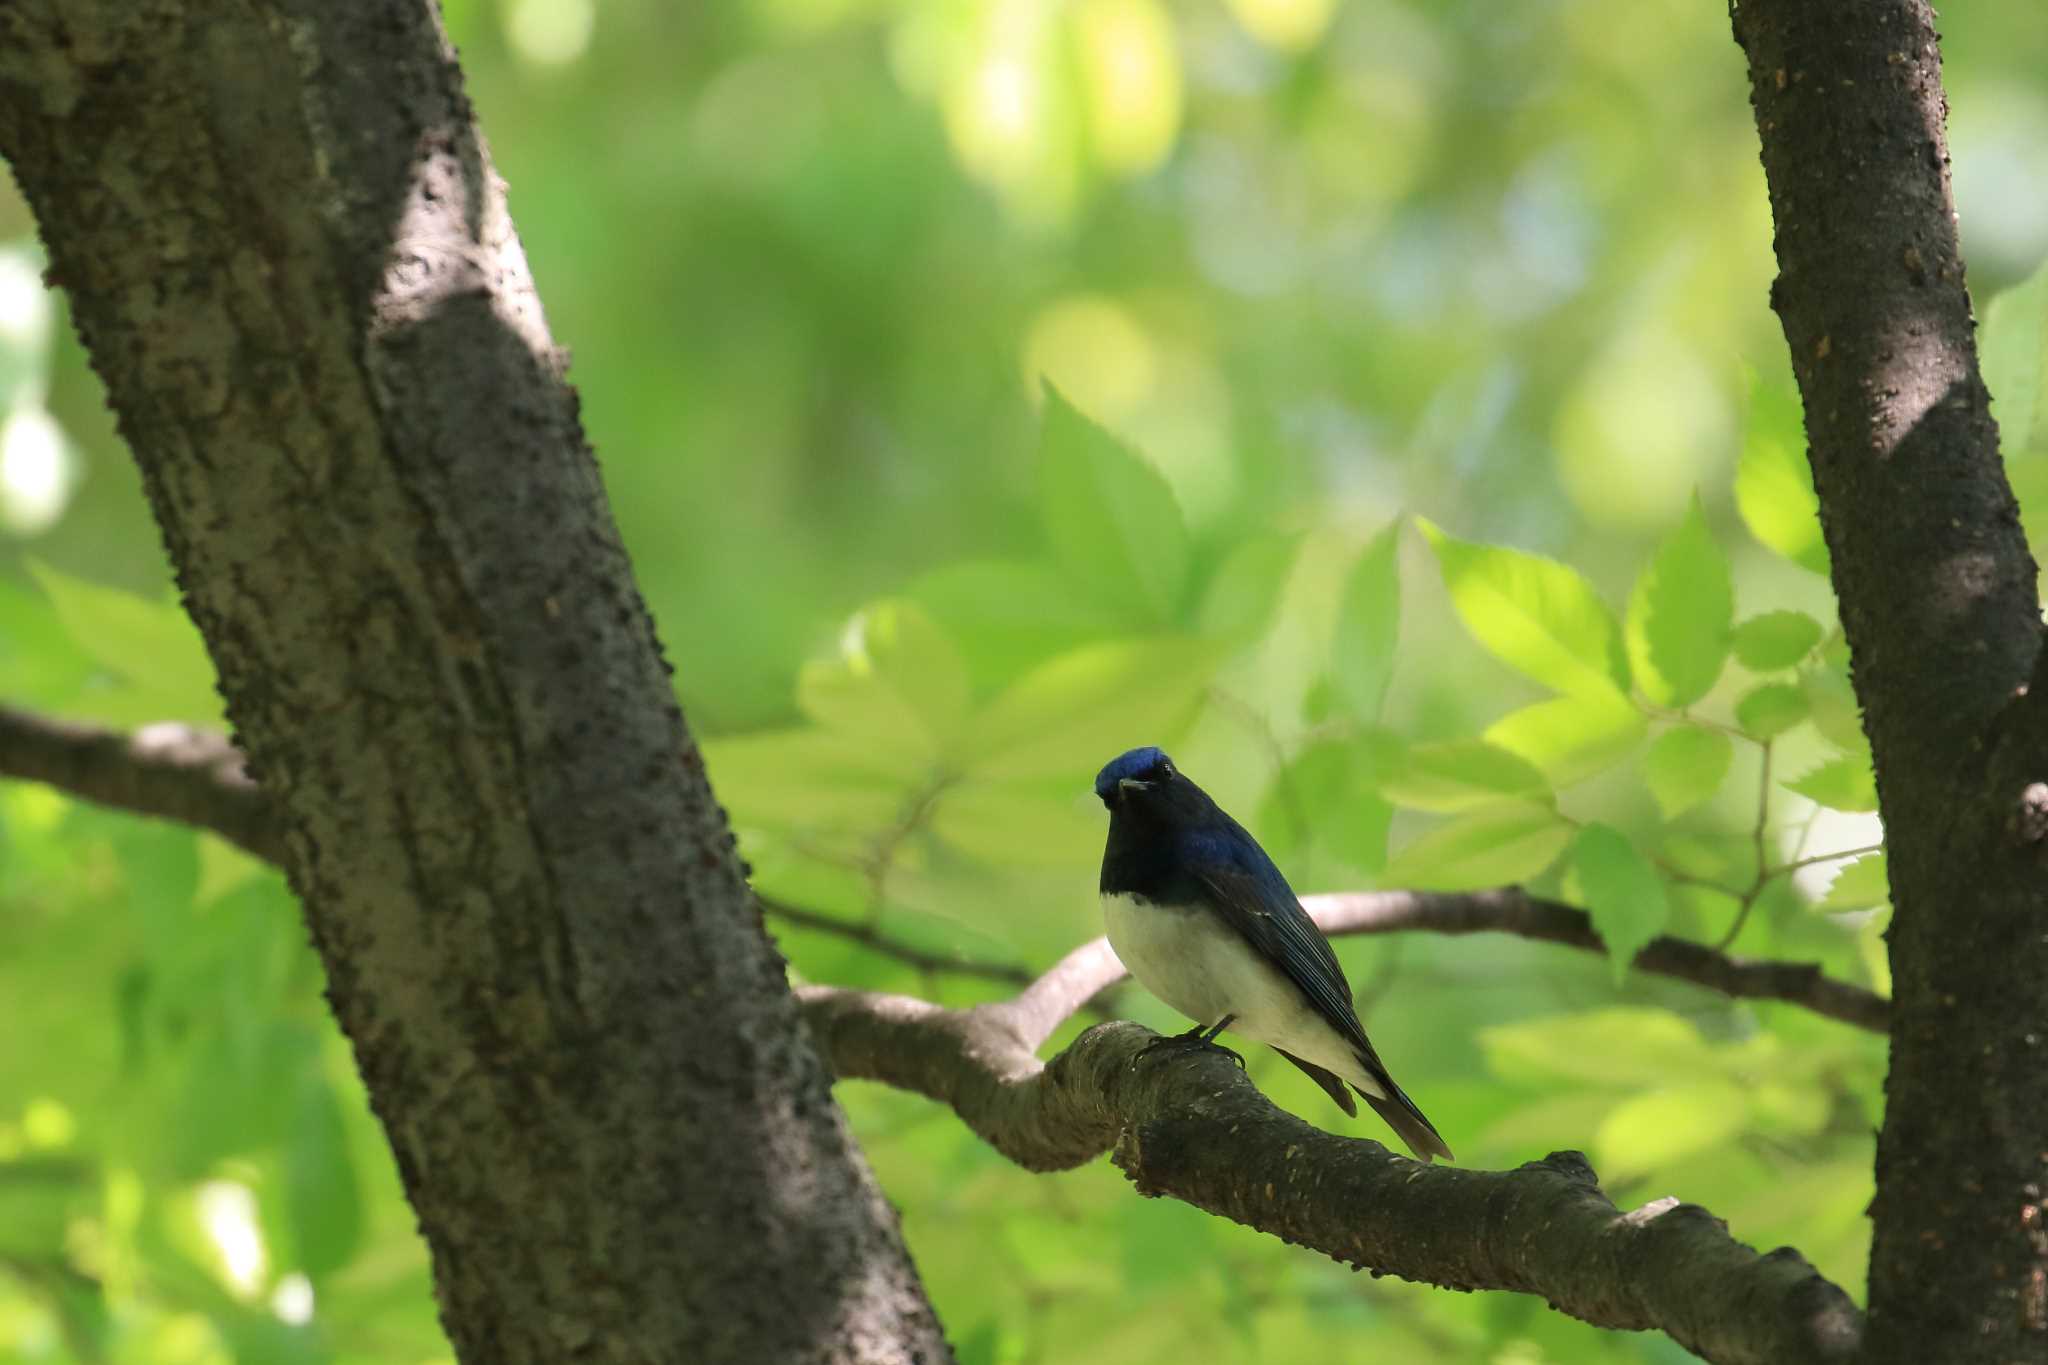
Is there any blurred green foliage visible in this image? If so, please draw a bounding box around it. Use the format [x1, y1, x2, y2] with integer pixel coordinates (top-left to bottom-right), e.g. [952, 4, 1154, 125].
[2, 0, 2045, 1360]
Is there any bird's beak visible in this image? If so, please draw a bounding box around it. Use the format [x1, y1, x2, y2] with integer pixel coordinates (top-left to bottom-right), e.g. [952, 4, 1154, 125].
[1118, 778, 1150, 796]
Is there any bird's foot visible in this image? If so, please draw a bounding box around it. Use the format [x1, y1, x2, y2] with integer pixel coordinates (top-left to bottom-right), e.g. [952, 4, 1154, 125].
[1136, 1018, 1244, 1070]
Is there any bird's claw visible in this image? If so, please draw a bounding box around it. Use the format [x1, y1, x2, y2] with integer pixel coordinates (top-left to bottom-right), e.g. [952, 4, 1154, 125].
[1135, 1026, 1246, 1071]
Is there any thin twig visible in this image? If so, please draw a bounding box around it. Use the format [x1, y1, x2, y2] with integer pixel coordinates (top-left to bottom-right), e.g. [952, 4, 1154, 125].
[0, 706, 1888, 1033]
[760, 895, 1033, 988]
[1714, 741, 1776, 951]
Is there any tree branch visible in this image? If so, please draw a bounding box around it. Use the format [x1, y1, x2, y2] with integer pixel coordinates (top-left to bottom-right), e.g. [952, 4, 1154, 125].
[0, 706, 1890, 1033]
[760, 895, 1036, 989]
[0, 705, 276, 860]
[801, 966, 1865, 1364]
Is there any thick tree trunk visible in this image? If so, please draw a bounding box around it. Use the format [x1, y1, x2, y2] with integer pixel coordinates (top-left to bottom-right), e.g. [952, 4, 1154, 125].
[1730, 1, 2048, 1359]
[0, 5, 949, 1363]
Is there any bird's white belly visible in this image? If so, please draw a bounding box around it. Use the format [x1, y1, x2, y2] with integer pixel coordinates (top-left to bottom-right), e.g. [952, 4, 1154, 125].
[1101, 892, 1373, 1092]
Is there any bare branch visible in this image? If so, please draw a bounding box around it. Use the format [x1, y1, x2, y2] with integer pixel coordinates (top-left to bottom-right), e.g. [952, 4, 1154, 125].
[0, 707, 1888, 1034]
[1303, 891, 1888, 1034]
[0, 705, 279, 861]
[801, 986, 1864, 1364]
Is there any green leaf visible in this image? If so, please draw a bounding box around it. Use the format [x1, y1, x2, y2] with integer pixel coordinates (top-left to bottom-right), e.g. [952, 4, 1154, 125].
[927, 779, 1104, 867]
[1039, 384, 1191, 624]
[1197, 533, 1301, 639]
[796, 600, 970, 763]
[1735, 682, 1809, 740]
[1416, 519, 1629, 700]
[1821, 852, 1889, 910]
[0, 578, 93, 705]
[1571, 823, 1671, 983]
[1377, 738, 1551, 812]
[1801, 645, 1869, 753]
[286, 1074, 363, 1278]
[2008, 454, 2048, 558]
[1479, 1007, 1719, 1088]
[1330, 525, 1399, 723]
[1381, 802, 1573, 891]
[26, 557, 222, 723]
[1982, 254, 2048, 456]
[1660, 832, 1752, 887]
[701, 729, 918, 826]
[1734, 376, 1829, 575]
[909, 560, 1120, 694]
[1624, 496, 1732, 707]
[1483, 693, 1646, 787]
[965, 636, 1222, 780]
[1730, 611, 1824, 670]
[1785, 755, 1879, 812]
[1642, 725, 1734, 819]
[1595, 1080, 1751, 1180]
[1253, 737, 1397, 875]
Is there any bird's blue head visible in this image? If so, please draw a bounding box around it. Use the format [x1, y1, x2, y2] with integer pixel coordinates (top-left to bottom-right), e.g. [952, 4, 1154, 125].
[1095, 746, 1174, 806]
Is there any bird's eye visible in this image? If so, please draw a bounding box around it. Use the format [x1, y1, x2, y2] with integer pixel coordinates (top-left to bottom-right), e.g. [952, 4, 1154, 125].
[1158, 759, 1175, 778]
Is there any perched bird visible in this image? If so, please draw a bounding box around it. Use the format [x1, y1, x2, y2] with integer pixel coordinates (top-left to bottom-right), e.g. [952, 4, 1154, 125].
[1094, 746, 1452, 1162]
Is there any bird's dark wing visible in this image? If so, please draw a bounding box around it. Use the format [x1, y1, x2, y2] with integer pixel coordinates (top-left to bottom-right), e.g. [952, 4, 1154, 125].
[1186, 852, 1372, 1050]
[1182, 830, 1417, 1081]
[1190, 850, 1452, 1159]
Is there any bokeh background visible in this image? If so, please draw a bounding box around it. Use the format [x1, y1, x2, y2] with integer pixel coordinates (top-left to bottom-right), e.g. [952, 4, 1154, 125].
[3, 0, 2047, 1361]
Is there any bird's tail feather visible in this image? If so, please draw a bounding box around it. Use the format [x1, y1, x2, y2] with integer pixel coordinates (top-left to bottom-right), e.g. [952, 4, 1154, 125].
[1357, 1080, 1453, 1164]
[1271, 1048, 1358, 1117]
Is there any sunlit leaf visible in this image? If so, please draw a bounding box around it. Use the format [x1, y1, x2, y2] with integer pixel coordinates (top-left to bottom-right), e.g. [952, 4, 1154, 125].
[1801, 645, 1869, 753]
[1784, 754, 1880, 812]
[1748, 1081, 1832, 1136]
[1642, 725, 1734, 819]
[0, 578, 93, 705]
[796, 599, 971, 763]
[1039, 385, 1191, 624]
[1660, 832, 1752, 887]
[1197, 533, 1301, 640]
[701, 729, 919, 826]
[1330, 524, 1399, 723]
[1624, 495, 1731, 707]
[1479, 1008, 1721, 1088]
[1483, 692, 1645, 788]
[2008, 454, 2048, 556]
[1730, 611, 1824, 671]
[928, 779, 1104, 866]
[1381, 802, 1573, 891]
[26, 558, 222, 723]
[1255, 736, 1398, 875]
[1416, 519, 1628, 700]
[965, 636, 1222, 780]
[910, 560, 1121, 694]
[1734, 375, 1829, 575]
[1821, 852, 1890, 910]
[1594, 1080, 1751, 1180]
[1735, 681, 1809, 740]
[1377, 738, 1551, 812]
[1571, 823, 1670, 983]
[286, 1074, 364, 1278]
[1982, 253, 2048, 457]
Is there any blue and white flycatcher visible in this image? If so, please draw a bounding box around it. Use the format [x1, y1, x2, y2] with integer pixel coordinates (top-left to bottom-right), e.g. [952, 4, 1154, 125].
[1095, 746, 1451, 1162]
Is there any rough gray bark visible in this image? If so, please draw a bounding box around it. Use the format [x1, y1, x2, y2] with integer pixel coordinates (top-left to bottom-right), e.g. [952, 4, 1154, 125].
[1729, 1, 2048, 1359]
[800, 937, 1864, 1365]
[0, 5, 949, 1364]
